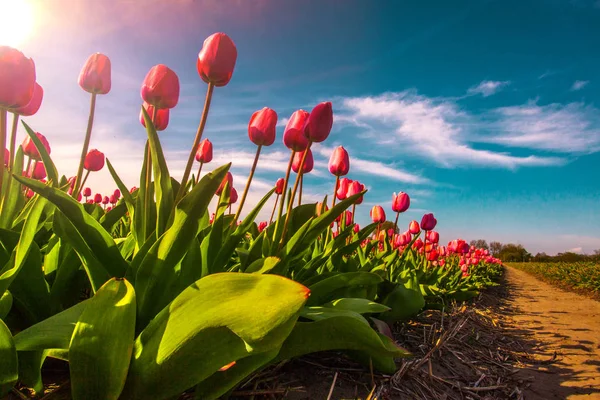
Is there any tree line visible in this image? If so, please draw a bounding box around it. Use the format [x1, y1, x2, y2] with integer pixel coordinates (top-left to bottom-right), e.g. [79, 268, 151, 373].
[468, 239, 600, 263]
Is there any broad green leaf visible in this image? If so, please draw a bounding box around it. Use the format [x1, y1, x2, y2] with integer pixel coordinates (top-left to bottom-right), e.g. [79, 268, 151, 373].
[22, 121, 59, 187]
[246, 256, 280, 274]
[301, 306, 370, 325]
[122, 273, 309, 400]
[306, 272, 383, 306]
[70, 278, 136, 400]
[17, 350, 46, 395]
[105, 158, 134, 206]
[0, 146, 25, 229]
[0, 319, 18, 396]
[323, 298, 390, 314]
[0, 290, 12, 320]
[135, 164, 229, 329]
[141, 107, 173, 238]
[13, 175, 128, 278]
[379, 282, 425, 322]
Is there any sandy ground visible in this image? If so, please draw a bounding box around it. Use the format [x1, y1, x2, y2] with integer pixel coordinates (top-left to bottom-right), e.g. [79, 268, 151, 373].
[504, 266, 600, 399]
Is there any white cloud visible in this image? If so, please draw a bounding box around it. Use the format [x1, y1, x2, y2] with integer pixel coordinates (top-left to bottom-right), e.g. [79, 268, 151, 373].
[570, 80, 589, 91]
[567, 247, 583, 254]
[338, 92, 564, 169]
[467, 80, 510, 97]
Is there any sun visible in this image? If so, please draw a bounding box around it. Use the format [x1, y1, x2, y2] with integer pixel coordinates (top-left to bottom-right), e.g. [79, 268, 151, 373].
[0, 0, 35, 47]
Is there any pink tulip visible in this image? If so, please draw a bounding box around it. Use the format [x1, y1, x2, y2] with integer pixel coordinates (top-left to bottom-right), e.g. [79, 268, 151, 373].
[292, 149, 314, 174]
[197, 32, 237, 87]
[141, 64, 180, 109]
[0, 46, 36, 109]
[229, 187, 238, 204]
[109, 195, 116, 204]
[113, 189, 121, 199]
[29, 162, 46, 180]
[283, 110, 310, 151]
[336, 178, 352, 200]
[102, 196, 109, 205]
[13, 82, 43, 116]
[275, 178, 285, 195]
[84, 149, 105, 172]
[83, 187, 91, 197]
[22, 132, 50, 160]
[328, 146, 349, 176]
[370, 205, 386, 224]
[78, 53, 111, 94]
[392, 192, 410, 213]
[305, 101, 333, 143]
[248, 107, 277, 146]
[94, 193, 102, 204]
[216, 172, 233, 196]
[140, 102, 169, 131]
[427, 230, 439, 244]
[347, 180, 364, 204]
[195, 139, 213, 163]
[258, 221, 268, 232]
[409, 220, 420, 234]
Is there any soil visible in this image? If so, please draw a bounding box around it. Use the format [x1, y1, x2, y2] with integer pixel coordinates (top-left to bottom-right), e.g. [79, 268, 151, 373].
[503, 266, 600, 399]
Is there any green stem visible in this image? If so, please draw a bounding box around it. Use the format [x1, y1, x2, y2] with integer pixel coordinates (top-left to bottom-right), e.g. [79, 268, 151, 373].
[73, 92, 97, 198]
[233, 145, 262, 225]
[298, 175, 303, 206]
[351, 204, 356, 224]
[8, 113, 18, 171]
[0, 109, 7, 206]
[271, 151, 295, 244]
[174, 83, 214, 205]
[324, 175, 340, 247]
[394, 212, 400, 234]
[196, 162, 204, 184]
[143, 108, 157, 240]
[22, 156, 31, 193]
[269, 194, 279, 225]
[80, 170, 91, 194]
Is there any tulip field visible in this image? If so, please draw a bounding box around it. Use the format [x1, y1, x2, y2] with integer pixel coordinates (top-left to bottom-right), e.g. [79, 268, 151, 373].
[0, 33, 504, 400]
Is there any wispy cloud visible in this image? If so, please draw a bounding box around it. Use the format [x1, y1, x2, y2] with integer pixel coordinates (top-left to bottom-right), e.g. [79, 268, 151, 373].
[338, 92, 565, 169]
[467, 80, 510, 97]
[570, 80, 589, 91]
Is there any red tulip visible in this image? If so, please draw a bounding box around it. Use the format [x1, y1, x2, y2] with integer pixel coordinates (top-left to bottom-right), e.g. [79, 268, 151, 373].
[94, 193, 102, 204]
[67, 176, 77, 189]
[328, 146, 349, 176]
[84, 149, 105, 171]
[114, 189, 121, 199]
[305, 102, 333, 143]
[248, 107, 277, 146]
[109, 194, 116, 204]
[13, 82, 43, 116]
[336, 178, 352, 200]
[0, 46, 36, 109]
[195, 139, 213, 163]
[29, 162, 46, 180]
[3, 148, 8, 167]
[427, 249, 439, 261]
[216, 172, 233, 196]
[275, 178, 285, 195]
[130, 186, 138, 194]
[283, 110, 310, 151]
[426, 230, 439, 244]
[21, 132, 50, 160]
[106, 206, 112, 212]
[140, 102, 169, 131]
[258, 221, 268, 232]
[292, 149, 314, 174]
[392, 192, 410, 213]
[400, 231, 412, 246]
[421, 213, 437, 231]
[141, 64, 180, 109]
[83, 187, 91, 197]
[370, 205, 386, 223]
[26, 189, 34, 199]
[78, 53, 111, 94]
[353, 224, 360, 233]
[77, 192, 82, 202]
[102, 196, 109, 205]
[413, 238, 423, 250]
[229, 187, 238, 204]
[347, 181, 364, 204]
[197, 32, 237, 87]
[409, 220, 420, 234]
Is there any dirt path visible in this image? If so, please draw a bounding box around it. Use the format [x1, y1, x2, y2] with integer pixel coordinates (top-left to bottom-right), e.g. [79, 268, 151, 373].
[504, 266, 600, 399]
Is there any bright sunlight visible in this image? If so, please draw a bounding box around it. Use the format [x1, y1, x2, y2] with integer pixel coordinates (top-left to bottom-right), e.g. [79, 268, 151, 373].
[0, 0, 35, 47]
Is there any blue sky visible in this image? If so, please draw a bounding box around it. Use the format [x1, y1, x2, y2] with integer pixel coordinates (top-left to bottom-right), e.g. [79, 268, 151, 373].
[5, 0, 600, 254]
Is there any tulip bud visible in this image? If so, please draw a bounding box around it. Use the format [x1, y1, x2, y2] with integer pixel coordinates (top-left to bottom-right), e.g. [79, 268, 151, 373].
[109, 195, 116, 204]
[258, 221, 268, 233]
[29, 162, 46, 180]
[141, 64, 180, 109]
[407, 221, 419, 235]
[305, 102, 333, 143]
[102, 196, 109, 205]
[292, 149, 314, 174]
[229, 187, 238, 204]
[114, 189, 121, 199]
[315, 202, 329, 217]
[421, 213, 437, 231]
[283, 110, 310, 151]
[13, 82, 43, 116]
[336, 178, 352, 200]
[83, 187, 91, 197]
[140, 102, 169, 131]
[197, 32, 238, 87]
[130, 186, 138, 194]
[22, 132, 50, 160]
[78, 53, 111, 94]
[392, 192, 410, 213]
[76, 192, 82, 202]
[328, 146, 349, 176]
[370, 205, 386, 224]
[216, 172, 233, 196]
[84, 149, 105, 172]
[94, 193, 102, 204]
[0, 46, 36, 109]
[347, 181, 364, 204]
[195, 139, 213, 163]
[353, 224, 360, 233]
[274, 178, 285, 195]
[427, 230, 439, 244]
[248, 107, 277, 146]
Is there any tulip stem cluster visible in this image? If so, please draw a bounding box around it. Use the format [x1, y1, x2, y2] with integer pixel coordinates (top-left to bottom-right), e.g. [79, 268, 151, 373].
[175, 83, 214, 205]
[233, 144, 262, 224]
[0, 109, 7, 196]
[272, 151, 295, 243]
[73, 93, 97, 197]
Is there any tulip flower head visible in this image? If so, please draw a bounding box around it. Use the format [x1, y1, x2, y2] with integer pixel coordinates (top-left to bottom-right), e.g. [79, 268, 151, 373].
[275, 178, 285, 195]
[140, 102, 169, 131]
[258, 221, 268, 232]
[102, 196, 109, 205]
[427, 230, 440, 244]
[113, 189, 121, 199]
[94, 193, 102, 204]
[22, 132, 50, 160]
[305, 102, 333, 143]
[248, 107, 277, 146]
[197, 32, 238, 87]
[0, 46, 36, 109]
[409, 220, 420, 235]
[78, 53, 111, 94]
[392, 192, 410, 213]
[109, 195, 116, 204]
[292, 149, 314, 174]
[347, 180, 365, 204]
[29, 161, 46, 180]
[141, 64, 180, 109]
[353, 224, 360, 233]
[195, 138, 213, 164]
[83, 187, 91, 197]
[336, 178, 353, 200]
[84, 149, 105, 172]
[370, 205, 386, 224]
[229, 187, 238, 204]
[421, 213, 437, 231]
[13, 82, 43, 116]
[283, 110, 310, 151]
[216, 172, 233, 196]
[328, 146, 349, 176]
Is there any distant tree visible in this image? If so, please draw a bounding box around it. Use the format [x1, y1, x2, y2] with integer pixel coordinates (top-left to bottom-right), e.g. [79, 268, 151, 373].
[594, 249, 600, 256]
[533, 252, 551, 262]
[498, 243, 531, 262]
[469, 239, 489, 250]
[489, 241, 503, 256]
[554, 252, 586, 263]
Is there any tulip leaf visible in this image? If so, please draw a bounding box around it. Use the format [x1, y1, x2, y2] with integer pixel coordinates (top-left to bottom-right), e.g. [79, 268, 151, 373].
[379, 282, 425, 322]
[105, 158, 134, 206]
[70, 278, 136, 400]
[306, 271, 383, 306]
[0, 146, 25, 229]
[0, 290, 12, 320]
[122, 273, 309, 400]
[0, 319, 18, 397]
[22, 121, 59, 187]
[323, 298, 391, 314]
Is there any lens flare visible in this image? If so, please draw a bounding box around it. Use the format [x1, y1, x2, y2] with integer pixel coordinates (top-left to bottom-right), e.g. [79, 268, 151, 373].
[0, 0, 35, 47]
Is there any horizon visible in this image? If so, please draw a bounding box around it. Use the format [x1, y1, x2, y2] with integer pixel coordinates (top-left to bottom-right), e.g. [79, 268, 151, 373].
[2, 0, 599, 255]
